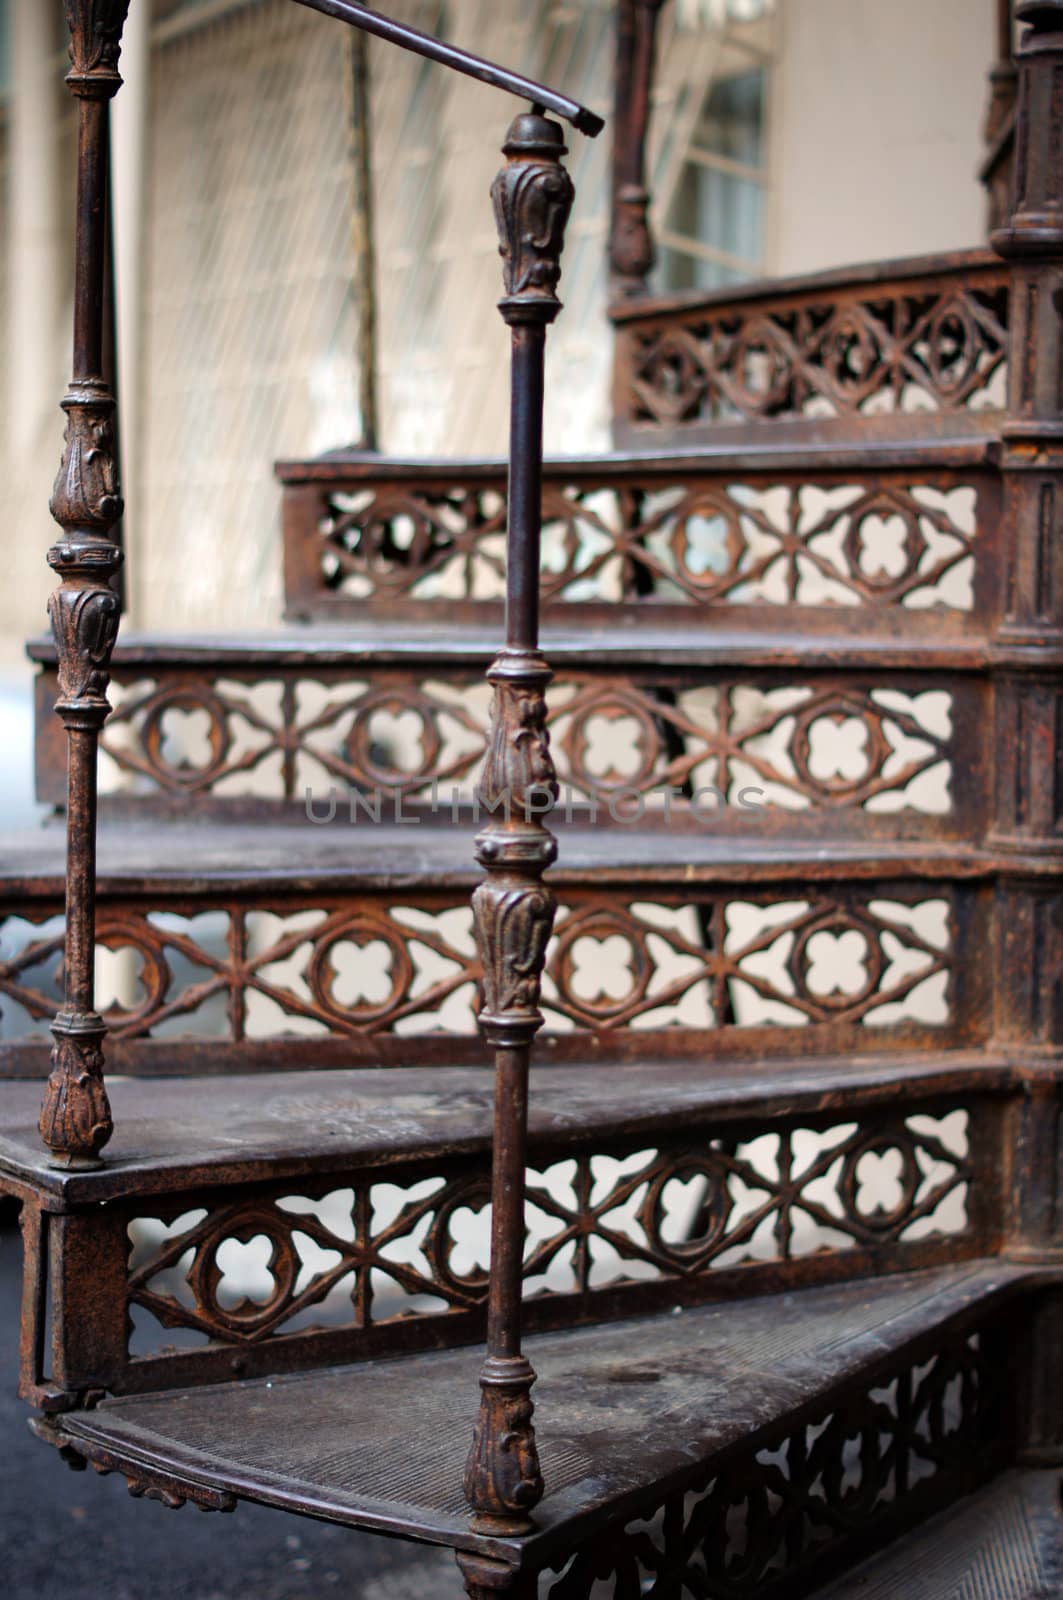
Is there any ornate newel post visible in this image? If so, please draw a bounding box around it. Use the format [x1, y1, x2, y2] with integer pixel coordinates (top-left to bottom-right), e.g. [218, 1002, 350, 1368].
[39, 1, 130, 1168]
[460, 111, 573, 1545]
[610, 0, 665, 296]
[990, 0, 1063, 1461]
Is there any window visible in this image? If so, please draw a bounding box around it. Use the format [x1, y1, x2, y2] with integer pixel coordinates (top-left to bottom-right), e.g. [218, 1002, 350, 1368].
[655, 2, 775, 292]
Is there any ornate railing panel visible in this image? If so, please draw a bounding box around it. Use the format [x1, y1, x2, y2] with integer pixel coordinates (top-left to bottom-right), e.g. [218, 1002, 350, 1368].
[0, 877, 986, 1074]
[121, 1103, 984, 1373]
[279, 453, 1001, 621]
[33, 658, 985, 839]
[609, 251, 1010, 447]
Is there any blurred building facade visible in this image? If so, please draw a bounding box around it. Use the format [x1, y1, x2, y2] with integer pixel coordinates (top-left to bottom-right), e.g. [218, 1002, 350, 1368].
[1, 0, 996, 648]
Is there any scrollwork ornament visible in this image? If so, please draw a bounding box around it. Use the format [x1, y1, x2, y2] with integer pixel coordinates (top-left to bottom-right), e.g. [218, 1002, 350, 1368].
[47, 575, 121, 711]
[480, 657, 558, 814]
[491, 114, 574, 315]
[463, 1358, 544, 1534]
[38, 1016, 113, 1166]
[473, 879, 556, 1041]
[64, 0, 132, 95]
[50, 390, 123, 535]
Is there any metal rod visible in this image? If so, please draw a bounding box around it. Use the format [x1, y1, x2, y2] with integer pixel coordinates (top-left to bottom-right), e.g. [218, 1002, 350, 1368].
[505, 326, 545, 651]
[290, 0, 604, 136]
[102, 103, 126, 608]
[38, 3, 131, 1169]
[463, 108, 574, 1540]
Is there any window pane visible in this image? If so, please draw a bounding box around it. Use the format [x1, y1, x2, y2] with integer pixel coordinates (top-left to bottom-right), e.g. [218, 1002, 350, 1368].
[693, 70, 764, 167]
[666, 163, 763, 272]
[659, 245, 747, 294]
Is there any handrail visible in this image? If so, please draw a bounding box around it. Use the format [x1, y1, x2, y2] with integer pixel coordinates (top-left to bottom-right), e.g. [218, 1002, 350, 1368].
[290, 0, 605, 136]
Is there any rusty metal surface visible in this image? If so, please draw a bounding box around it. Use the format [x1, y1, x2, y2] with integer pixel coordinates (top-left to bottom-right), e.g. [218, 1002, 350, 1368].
[274, 447, 1002, 625]
[609, 250, 1010, 449]
[53, 1263, 1032, 1563]
[0, 832, 998, 1076]
[37, 0, 133, 1169]
[30, 653, 990, 837]
[0, 1048, 1013, 1197]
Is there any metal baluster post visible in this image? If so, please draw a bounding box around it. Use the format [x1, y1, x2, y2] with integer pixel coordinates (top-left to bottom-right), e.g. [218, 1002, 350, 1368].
[461, 109, 574, 1538]
[610, 0, 665, 297]
[38, 1, 131, 1168]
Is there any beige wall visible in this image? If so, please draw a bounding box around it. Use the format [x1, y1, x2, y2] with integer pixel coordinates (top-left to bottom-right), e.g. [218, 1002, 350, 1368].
[769, 0, 996, 275]
[0, 0, 1004, 654]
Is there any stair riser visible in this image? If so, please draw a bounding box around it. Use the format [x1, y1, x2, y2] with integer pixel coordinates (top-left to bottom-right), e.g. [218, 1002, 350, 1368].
[18, 1085, 1005, 1402]
[609, 251, 1010, 449]
[35, 660, 989, 835]
[0, 875, 992, 1075]
[278, 456, 1001, 623]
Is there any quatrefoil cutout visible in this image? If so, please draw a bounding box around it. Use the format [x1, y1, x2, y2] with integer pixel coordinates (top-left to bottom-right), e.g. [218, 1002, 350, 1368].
[803, 929, 871, 998]
[805, 715, 872, 783]
[578, 713, 649, 782]
[213, 1234, 278, 1309]
[568, 934, 641, 1004]
[157, 705, 216, 771]
[851, 1146, 906, 1220]
[363, 707, 432, 773]
[855, 514, 910, 580]
[324, 939, 395, 1008]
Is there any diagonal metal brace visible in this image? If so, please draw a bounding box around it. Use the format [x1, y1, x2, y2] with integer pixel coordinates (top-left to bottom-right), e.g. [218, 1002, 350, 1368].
[290, 0, 605, 136]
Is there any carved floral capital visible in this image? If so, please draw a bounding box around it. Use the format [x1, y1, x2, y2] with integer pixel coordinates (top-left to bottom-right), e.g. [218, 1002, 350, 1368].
[64, 0, 132, 95]
[492, 113, 574, 320]
[39, 1014, 113, 1167]
[463, 1357, 543, 1533]
[50, 387, 123, 536]
[480, 654, 558, 816]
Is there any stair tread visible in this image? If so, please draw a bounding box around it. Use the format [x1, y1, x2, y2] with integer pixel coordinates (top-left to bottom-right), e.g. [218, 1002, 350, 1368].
[275, 434, 1001, 481]
[810, 1469, 1063, 1598]
[0, 1050, 1008, 1203]
[0, 822, 1028, 895]
[28, 622, 1005, 668]
[607, 245, 1004, 323]
[58, 1260, 1034, 1561]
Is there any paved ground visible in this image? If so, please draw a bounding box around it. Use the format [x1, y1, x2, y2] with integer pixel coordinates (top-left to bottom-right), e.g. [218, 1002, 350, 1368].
[0, 1213, 451, 1600]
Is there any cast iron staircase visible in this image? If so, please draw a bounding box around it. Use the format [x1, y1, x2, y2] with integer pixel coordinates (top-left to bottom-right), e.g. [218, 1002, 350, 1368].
[2, 2, 1063, 1596]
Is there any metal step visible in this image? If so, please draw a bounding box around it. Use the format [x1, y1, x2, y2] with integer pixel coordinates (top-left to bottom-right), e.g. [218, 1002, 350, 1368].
[47, 1262, 1036, 1577]
[0, 1048, 1012, 1205]
[809, 1469, 1063, 1599]
[274, 435, 1002, 625]
[0, 820, 1016, 1079]
[30, 620, 1011, 829]
[28, 620, 1022, 671]
[8, 1050, 1013, 1404]
[0, 820, 1039, 894]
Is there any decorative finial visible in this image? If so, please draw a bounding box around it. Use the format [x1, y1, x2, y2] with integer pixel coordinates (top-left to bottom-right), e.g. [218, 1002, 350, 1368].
[491, 111, 574, 321]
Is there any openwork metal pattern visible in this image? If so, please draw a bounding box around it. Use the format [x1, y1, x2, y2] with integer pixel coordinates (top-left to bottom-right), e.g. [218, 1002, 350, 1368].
[296, 470, 984, 612]
[613, 259, 1010, 434]
[125, 1108, 972, 1354]
[542, 1325, 999, 1599]
[59, 667, 960, 819]
[0, 888, 956, 1050]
